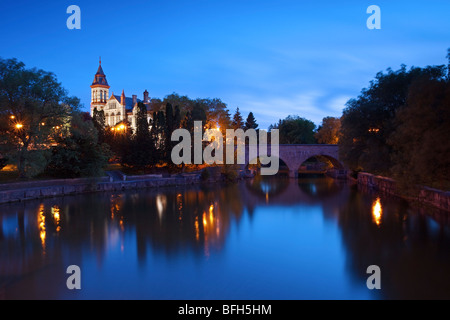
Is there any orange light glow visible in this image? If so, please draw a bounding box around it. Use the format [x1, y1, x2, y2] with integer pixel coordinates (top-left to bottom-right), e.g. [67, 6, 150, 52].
[38, 204, 46, 253]
[194, 217, 200, 241]
[203, 213, 207, 226]
[372, 197, 382, 226]
[15, 123, 23, 129]
[52, 205, 61, 232]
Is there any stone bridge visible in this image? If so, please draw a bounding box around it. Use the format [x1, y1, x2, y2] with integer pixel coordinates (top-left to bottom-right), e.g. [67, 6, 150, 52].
[242, 144, 344, 178]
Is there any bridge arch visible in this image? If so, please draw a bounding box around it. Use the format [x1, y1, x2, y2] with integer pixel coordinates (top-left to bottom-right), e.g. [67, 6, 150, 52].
[296, 154, 344, 170]
[245, 154, 294, 176]
[243, 144, 345, 178]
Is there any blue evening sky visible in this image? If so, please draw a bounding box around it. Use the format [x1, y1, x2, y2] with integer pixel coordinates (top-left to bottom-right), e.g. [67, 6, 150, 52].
[0, 0, 449, 129]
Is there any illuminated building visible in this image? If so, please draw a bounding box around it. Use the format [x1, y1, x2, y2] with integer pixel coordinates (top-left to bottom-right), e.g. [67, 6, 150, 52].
[90, 58, 152, 131]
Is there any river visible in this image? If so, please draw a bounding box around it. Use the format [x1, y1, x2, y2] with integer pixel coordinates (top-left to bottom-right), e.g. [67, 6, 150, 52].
[1, 176, 449, 299]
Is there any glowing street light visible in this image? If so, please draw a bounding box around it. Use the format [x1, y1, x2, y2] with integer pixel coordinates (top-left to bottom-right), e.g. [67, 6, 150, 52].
[15, 123, 23, 129]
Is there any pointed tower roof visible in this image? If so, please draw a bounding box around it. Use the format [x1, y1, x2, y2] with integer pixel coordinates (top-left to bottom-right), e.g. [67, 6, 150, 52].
[121, 89, 126, 105]
[91, 57, 109, 87]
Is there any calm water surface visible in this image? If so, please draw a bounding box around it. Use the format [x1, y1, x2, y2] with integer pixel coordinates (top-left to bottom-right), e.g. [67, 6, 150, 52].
[1, 176, 450, 300]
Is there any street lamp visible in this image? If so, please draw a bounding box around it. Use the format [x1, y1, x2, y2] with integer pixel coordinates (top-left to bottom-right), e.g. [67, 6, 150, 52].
[15, 123, 23, 129]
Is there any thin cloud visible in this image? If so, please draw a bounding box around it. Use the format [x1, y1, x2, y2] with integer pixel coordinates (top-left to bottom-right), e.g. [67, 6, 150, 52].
[233, 91, 349, 129]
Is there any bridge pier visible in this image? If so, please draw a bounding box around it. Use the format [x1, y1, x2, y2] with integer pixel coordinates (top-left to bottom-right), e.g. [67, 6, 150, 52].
[289, 170, 298, 179]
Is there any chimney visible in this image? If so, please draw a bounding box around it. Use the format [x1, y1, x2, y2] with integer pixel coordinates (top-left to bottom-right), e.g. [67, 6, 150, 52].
[143, 90, 149, 102]
[132, 94, 137, 105]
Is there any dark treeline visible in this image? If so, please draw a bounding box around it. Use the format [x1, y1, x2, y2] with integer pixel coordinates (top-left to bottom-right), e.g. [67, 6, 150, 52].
[269, 116, 341, 145]
[0, 58, 259, 179]
[339, 49, 450, 192]
[93, 100, 260, 174]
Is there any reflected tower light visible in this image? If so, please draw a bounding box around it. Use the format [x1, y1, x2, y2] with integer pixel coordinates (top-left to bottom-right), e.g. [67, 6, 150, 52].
[372, 197, 382, 226]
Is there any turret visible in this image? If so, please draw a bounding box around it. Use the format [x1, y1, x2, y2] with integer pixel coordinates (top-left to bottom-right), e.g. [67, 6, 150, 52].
[121, 89, 126, 106]
[143, 90, 149, 102]
[90, 57, 110, 116]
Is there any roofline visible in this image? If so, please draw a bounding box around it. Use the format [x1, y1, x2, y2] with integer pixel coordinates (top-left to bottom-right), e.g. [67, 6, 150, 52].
[90, 84, 110, 89]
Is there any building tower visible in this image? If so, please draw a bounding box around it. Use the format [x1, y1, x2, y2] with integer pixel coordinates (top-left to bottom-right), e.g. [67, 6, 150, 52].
[90, 57, 110, 116]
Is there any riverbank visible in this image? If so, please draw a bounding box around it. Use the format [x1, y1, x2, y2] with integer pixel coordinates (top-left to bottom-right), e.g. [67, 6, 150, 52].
[0, 173, 204, 205]
[0, 166, 255, 205]
[357, 172, 450, 212]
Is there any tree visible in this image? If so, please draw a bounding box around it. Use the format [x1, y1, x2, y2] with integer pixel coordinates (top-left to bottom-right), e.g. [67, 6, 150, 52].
[102, 119, 132, 163]
[195, 98, 230, 130]
[315, 116, 341, 144]
[231, 107, 244, 130]
[163, 93, 193, 120]
[244, 112, 258, 130]
[164, 103, 176, 163]
[149, 110, 167, 162]
[45, 111, 111, 178]
[447, 48, 450, 80]
[339, 64, 447, 175]
[92, 108, 106, 143]
[174, 105, 181, 130]
[0, 57, 77, 178]
[269, 115, 316, 144]
[389, 77, 450, 191]
[122, 102, 156, 169]
[182, 103, 207, 133]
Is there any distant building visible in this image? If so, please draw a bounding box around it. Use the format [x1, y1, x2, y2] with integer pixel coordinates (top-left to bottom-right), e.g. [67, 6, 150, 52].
[89, 59, 152, 131]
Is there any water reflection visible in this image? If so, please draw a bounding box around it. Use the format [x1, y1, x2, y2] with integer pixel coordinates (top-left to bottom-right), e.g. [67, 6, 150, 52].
[372, 197, 382, 226]
[52, 205, 61, 233]
[0, 176, 449, 299]
[338, 189, 450, 299]
[38, 204, 46, 253]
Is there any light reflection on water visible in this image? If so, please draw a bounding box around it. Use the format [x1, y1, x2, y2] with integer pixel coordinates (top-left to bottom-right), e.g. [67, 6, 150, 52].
[372, 197, 382, 226]
[0, 176, 449, 299]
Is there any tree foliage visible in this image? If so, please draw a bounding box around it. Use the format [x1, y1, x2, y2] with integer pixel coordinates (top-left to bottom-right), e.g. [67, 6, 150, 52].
[244, 112, 258, 130]
[231, 107, 244, 130]
[339, 64, 447, 176]
[0, 57, 78, 178]
[315, 116, 340, 144]
[389, 77, 450, 191]
[122, 102, 156, 169]
[269, 115, 316, 144]
[45, 112, 111, 178]
[339, 49, 450, 191]
[92, 108, 106, 143]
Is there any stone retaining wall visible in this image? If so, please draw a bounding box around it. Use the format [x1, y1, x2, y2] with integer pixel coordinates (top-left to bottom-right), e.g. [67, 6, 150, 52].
[358, 172, 450, 212]
[0, 175, 200, 205]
